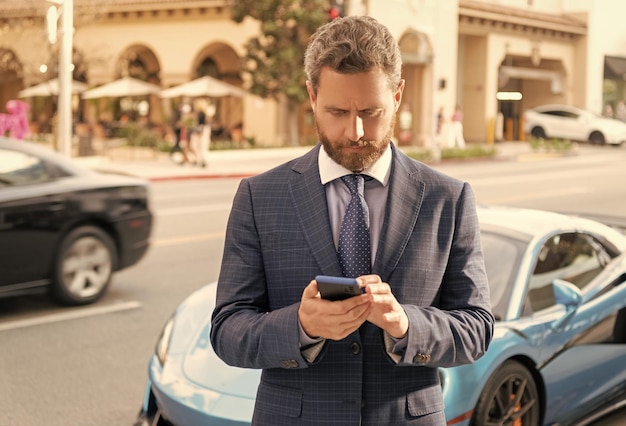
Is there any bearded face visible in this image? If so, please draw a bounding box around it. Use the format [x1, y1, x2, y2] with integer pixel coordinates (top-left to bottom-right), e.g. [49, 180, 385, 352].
[307, 68, 403, 172]
[318, 113, 395, 172]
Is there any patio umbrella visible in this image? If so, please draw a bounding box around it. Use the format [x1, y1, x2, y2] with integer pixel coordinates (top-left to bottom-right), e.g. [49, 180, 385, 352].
[81, 76, 161, 99]
[159, 75, 246, 98]
[18, 78, 88, 97]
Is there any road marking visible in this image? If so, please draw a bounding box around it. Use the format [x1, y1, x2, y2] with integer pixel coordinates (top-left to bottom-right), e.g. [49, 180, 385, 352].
[153, 231, 225, 247]
[0, 300, 142, 332]
[468, 170, 597, 186]
[484, 185, 594, 204]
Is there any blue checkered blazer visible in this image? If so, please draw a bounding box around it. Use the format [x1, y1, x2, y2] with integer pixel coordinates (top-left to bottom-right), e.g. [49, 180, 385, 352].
[211, 143, 494, 425]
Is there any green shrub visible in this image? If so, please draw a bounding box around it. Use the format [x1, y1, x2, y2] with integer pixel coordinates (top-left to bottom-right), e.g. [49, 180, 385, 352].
[115, 122, 169, 151]
[529, 137, 575, 152]
[405, 143, 496, 163]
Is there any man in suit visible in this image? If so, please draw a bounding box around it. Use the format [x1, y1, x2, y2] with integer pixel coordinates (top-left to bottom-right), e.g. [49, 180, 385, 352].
[211, 15, 494, 425]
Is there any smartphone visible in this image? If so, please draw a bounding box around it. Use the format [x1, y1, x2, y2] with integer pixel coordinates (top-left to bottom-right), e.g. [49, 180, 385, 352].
[316, 275, 363, 301]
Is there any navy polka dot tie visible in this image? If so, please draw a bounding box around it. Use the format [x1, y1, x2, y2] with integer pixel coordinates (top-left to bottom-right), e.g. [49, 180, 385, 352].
[338, 174, 371, 278]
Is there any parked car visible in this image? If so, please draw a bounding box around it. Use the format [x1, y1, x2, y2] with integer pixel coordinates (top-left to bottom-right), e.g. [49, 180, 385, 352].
[0, 136, 152, 305]
[135, 205, 626, 426]
[523, 104, 626, 146]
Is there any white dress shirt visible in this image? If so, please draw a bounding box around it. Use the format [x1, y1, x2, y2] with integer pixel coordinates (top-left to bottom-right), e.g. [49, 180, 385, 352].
[300, 144, 406, 362]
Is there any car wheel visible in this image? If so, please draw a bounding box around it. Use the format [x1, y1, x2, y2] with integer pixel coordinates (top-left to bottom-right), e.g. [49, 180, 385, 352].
[589, 131, 605, 145]
[530, 127, 546, 139]
[470, 360, 540, 426]
[52, 225, 117, 305]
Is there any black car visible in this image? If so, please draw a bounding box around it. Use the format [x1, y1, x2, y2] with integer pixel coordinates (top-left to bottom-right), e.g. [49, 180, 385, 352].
[0, 137, 152, 305]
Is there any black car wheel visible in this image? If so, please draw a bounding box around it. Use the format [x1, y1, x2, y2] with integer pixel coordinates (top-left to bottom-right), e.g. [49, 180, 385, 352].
[589, 131, 605, 145]
[52, 225, 117, 305]
[471, 360, 540, 426]
[530, 127, 546, 139]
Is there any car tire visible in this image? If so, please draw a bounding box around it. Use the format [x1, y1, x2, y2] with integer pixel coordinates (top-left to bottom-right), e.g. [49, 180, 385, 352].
[530, 127, 546, 139]
[52, 225, 117, 306]
[589, 131, 605, 145]
[470, 360, 540, 426]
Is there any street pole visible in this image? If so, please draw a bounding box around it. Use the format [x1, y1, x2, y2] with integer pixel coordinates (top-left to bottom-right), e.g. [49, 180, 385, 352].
[57, 0, 73, 157]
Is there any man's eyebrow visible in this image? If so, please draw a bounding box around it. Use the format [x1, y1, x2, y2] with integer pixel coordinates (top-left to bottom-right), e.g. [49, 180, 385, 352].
[324, 106, 383, 112]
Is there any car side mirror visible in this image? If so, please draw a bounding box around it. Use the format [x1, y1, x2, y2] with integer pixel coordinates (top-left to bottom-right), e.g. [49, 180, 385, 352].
[551, 279, 582, 330]
[553, 279, 582, 307]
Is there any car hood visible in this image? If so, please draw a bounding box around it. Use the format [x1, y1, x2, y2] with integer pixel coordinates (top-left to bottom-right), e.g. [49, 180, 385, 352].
[595, 116, 626, 130]
[169, 282, 261, 399]
[70, 170, 149, 190]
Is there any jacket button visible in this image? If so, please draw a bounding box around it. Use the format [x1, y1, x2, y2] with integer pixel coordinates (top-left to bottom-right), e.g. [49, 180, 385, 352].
[351, 342, 361, 355]
[414, 353, 431, 364]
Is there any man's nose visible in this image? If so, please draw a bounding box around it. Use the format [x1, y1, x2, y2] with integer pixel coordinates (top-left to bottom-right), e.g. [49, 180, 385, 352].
[345, 115, 364, 141]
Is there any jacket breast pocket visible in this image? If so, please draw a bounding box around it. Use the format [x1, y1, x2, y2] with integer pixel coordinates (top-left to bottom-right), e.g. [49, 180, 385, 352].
[406, 384, 445, 417]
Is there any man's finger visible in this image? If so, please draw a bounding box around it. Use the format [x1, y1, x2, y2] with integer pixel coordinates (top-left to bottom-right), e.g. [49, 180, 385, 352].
[302, 280, 320, 299]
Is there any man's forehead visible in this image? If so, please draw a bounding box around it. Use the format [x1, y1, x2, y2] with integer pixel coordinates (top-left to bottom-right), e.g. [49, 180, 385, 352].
[316, 68, 393, 108]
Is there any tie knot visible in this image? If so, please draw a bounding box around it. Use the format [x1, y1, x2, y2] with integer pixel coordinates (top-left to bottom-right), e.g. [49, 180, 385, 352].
[341, 174, 364, 196]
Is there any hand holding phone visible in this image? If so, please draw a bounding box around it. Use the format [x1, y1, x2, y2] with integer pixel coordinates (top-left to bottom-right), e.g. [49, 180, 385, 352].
[316, 275, 363, 301]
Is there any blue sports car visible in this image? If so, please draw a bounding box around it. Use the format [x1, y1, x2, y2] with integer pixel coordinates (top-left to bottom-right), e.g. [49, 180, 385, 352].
[135, 205, 626, 426]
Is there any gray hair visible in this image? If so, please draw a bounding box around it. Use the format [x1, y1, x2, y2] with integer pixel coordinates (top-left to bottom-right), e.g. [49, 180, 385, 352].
[304, 15, 402, 93]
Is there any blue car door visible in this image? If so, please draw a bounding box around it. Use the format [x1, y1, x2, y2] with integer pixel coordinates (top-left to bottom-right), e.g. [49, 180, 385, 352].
[541, 272, 626, 424]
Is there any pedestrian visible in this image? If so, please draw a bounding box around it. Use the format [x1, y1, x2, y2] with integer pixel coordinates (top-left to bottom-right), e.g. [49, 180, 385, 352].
[169, 102, 189, 164]
[616, 100, 626, 122]
[179, 103, 196, 165]
[190, 100, 210, 168]
[211, 15, 494, 426]
[447, 104, 466, 148]
[436, 106, 444, 136]
[230, 121, 244, 146]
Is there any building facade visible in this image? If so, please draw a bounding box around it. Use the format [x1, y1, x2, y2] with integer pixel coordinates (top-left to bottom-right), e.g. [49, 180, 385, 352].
[1, 0, 625, 148]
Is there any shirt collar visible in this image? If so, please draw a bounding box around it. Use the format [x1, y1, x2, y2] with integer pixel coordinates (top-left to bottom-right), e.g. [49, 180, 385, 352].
[318, 143, 392, 186]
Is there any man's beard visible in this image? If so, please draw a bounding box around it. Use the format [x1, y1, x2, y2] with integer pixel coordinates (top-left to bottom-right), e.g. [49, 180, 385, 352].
[318, 114, 395, 172]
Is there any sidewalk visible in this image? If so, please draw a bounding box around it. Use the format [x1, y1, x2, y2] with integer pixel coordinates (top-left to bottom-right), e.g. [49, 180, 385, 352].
[74, 141, 539, 182]
[76, 146, 312, 181]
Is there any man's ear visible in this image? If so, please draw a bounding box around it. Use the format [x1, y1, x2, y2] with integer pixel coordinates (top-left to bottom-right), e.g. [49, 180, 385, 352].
[394, 79, 406, 112]
[306, 81, 316, 110]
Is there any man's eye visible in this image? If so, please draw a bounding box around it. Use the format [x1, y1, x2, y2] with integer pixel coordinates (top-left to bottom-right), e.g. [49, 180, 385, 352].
[330, 110, 347, 116]
[360, 110, 381, 118]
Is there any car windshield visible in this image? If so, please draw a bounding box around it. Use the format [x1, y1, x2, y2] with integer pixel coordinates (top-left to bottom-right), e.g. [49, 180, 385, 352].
[480, 230, 526, 320]
[0, 146, 70, 186]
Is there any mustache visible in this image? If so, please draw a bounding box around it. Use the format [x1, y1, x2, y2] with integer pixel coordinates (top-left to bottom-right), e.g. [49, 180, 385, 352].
[344, 139, 372, 147]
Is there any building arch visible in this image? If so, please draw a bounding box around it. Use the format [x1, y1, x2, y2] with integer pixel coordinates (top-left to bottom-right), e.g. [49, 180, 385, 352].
[115, 44, 161, 84]
[497, 53, 567, 140]
[92, 44, 163, 123]
[192, 41, 242, 86]
[397, 29, 434, 146]
[190, 42, 244, 137]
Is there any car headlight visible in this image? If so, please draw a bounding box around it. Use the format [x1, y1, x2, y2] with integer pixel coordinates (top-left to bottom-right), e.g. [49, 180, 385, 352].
[155, 315, 175, 366]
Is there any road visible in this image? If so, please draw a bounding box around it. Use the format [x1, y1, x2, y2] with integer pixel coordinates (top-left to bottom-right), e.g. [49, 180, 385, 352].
[1, 144, 625, 425]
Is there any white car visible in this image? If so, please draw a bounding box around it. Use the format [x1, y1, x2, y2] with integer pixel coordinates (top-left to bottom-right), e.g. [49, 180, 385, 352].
[523, 104, 626, 146]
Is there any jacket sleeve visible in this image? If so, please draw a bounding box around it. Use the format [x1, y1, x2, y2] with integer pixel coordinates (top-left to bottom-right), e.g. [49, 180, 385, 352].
[210, 178, 311, 370]
[398, 182, 494, 368]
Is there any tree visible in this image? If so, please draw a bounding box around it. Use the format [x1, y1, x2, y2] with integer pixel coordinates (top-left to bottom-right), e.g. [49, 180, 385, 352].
[229, 0, 332, 145]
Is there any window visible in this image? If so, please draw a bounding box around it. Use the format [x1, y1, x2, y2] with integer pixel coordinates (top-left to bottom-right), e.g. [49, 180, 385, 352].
[527, 233, 614, 312]
[0, 148, 67, 187]
[481, 231, 526, 320]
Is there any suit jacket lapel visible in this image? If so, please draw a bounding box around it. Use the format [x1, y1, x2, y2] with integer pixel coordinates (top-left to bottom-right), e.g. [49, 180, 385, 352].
[289, 145, 344, 277]
[373, 147, 424, 281]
